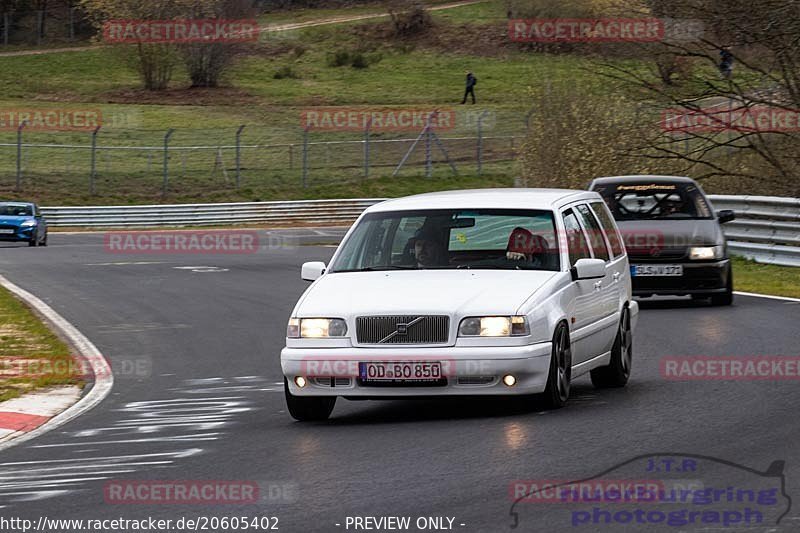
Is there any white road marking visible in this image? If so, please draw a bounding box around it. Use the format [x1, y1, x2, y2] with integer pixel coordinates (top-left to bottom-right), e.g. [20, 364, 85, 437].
[733, 291, 800, 303]
[32, 433, 221, 448]
[0, 377, 263, 506]
[173, 266, 229, 273]
[0, 275, 114, 453]
[0, 387, 81, 418]
[85, 261, 166, 266]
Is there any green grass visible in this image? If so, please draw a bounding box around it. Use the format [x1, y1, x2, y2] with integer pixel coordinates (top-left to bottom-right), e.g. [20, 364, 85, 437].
[0, 7, 631, 206]
[0, 1, 679, 207]
[0, 286, 83, 402]
[430, 0, 506, 23]
[732, 256, 800, 299]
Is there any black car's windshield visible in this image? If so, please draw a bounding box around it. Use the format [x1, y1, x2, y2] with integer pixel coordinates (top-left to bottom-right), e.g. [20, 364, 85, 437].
[329, 209, 560, 272]
[0, 204, 33, 217]
[592, 182, 713, 220]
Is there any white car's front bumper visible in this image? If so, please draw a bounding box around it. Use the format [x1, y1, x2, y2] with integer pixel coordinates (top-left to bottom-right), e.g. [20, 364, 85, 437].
[281, 342, 553, 397]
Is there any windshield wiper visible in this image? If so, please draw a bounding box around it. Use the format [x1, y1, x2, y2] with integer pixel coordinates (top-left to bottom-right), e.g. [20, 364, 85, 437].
[457, 264, 525, 270]
[336, 265, 418, 273]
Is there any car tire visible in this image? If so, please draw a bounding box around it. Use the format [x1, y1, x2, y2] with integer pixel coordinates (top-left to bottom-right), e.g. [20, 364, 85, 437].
[591, 306, 632, 388]
[284, 378, 336, 421]
[41, 232, 48, 247]
[710, 266, 733, 306]
[540, 323, 571, 409]
[28, 232, 38, 247]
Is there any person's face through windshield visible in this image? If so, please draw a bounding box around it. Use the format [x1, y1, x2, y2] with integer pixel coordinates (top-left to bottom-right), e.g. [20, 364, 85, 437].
[414, 238, 443, 267]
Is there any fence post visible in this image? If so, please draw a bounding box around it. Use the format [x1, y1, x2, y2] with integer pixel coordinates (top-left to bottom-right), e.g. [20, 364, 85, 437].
[16, 121, 26, 191]
[425, 113, 433, 178]
[302, 126, 310, 188]
[2, 12, 8, 46]
[235, 125, 245, 189]
[363, 118, 371, 179]
[476, 110, 489, 176]
[727, 99, 734, 154]
[69, 6, 75, 41]
[90, 126, 101, 195]
[162, 129, 174, 196]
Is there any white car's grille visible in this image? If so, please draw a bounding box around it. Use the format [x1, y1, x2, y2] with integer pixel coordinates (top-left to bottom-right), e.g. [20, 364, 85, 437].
[356, 315, 449, 344]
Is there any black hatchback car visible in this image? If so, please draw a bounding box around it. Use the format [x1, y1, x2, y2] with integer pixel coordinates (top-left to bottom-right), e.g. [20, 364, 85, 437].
[589, 175, 735, 305]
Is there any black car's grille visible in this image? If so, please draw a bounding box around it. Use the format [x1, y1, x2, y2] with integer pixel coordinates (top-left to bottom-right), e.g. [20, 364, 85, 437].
[356, 315, 449, 344]
[627, 246, 687, 262]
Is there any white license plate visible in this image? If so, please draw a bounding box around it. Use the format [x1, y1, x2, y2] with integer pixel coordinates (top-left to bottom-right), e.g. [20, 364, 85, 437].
[631, 264, 683, 277]
[359, 361, 443, 382]
[0, 229, 15, 234]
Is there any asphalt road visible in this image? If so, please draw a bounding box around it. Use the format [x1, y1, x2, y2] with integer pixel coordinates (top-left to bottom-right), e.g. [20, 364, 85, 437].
[1, 231, 799, 532]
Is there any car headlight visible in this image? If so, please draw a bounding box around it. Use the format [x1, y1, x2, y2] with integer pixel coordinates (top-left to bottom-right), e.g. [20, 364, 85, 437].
[458, 316, 529, 337]
[287, 318, 347, 338]
[20, 220, 37, 227]
[689, 246, 723, 260]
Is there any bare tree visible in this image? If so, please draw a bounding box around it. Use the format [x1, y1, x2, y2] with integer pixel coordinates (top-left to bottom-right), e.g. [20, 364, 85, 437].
[600, 0, 800, 194]
[179, 0, 255, 88]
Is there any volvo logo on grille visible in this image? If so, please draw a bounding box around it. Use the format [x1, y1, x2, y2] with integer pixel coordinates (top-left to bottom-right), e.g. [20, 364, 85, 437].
[379, 316, 424, 343]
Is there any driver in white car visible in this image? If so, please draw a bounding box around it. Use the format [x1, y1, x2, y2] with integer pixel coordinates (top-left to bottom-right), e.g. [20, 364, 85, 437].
[411, 227, 448, 268]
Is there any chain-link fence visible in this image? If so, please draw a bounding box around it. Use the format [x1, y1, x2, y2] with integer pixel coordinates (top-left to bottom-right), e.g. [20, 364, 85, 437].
[0, 108, 523, 197]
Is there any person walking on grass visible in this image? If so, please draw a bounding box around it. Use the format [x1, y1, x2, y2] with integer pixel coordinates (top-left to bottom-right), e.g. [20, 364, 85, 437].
[461, 70, 477, 104]
[719, 46, 734, 79]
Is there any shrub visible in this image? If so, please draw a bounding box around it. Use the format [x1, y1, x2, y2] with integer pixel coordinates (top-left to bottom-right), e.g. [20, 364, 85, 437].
[273, 65, 300, 79]
[350, 52, 369, 69]
[326, 50, 351, 67]
[518, 87, 667, 188]
[387, 0, 432, 37]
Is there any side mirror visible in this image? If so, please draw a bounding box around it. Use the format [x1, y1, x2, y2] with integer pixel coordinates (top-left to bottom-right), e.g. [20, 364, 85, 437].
[301, 261, 327, 282]
[717, 209, 735, 224]
[571, 258, 606, 281]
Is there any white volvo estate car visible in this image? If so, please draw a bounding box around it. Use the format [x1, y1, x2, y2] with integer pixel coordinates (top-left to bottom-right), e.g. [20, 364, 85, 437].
[281, 189, 638, 421]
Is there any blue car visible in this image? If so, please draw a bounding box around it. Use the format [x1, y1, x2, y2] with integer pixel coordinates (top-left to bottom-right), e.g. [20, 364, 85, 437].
[0, 202, 48, 247]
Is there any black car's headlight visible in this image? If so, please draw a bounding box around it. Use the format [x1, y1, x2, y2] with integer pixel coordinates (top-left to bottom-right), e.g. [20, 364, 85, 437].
[287, 318, 348, 338]
[689, 246, 723, 260]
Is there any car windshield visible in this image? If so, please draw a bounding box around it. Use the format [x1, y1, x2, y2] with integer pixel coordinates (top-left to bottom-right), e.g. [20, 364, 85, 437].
[329, 209, 560, 272]
[592, 182, 713, 220]
[0, 204, 33, 217]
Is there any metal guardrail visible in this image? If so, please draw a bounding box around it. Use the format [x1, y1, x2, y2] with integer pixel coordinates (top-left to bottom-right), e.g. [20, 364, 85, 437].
[708, 195, 800, 267]
[41, 199, 385, 228]
[41, 194, 799, 267]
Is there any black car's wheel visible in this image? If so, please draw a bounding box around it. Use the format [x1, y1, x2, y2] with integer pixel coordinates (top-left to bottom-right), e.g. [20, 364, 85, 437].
[284, 378, 336, 421]
[711, 266, 733, 306]
[28, 231, 38, 247]
[591, 306, 633, 388]
[540, 323, 572, 409]
[41, 231, 48, 247]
